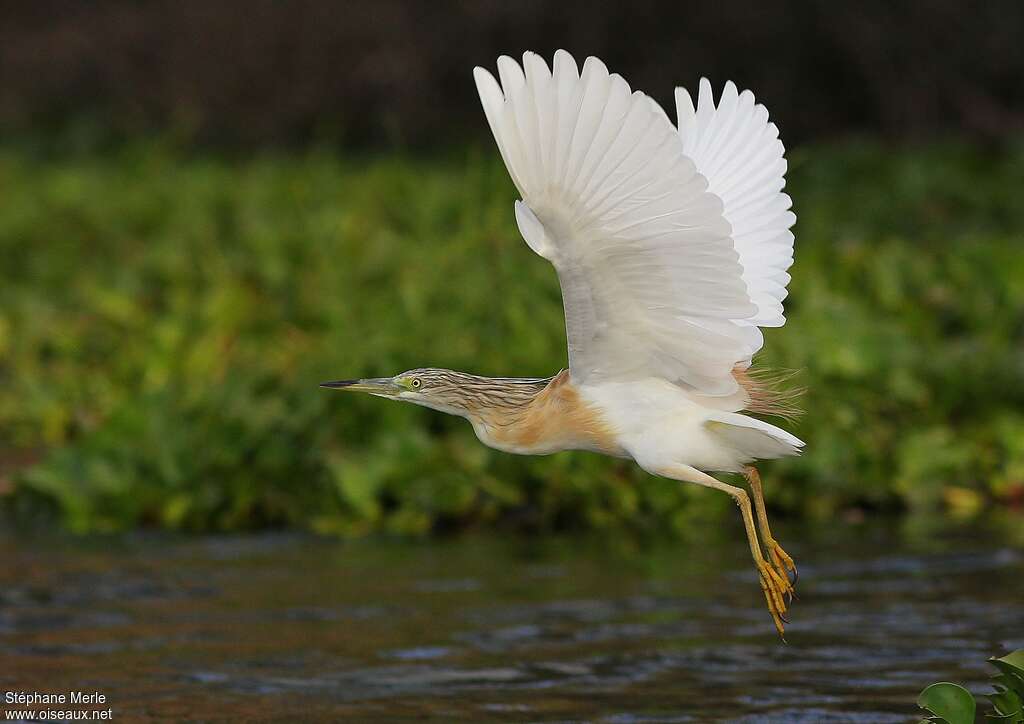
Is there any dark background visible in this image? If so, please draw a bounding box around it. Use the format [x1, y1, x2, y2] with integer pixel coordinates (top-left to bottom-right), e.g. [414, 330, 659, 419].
[3, 0, 1023, 148]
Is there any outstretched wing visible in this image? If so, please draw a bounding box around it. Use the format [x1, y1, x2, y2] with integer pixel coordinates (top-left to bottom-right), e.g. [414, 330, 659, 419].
[675, 78, 796, 357]
[474, 51, 792, 395]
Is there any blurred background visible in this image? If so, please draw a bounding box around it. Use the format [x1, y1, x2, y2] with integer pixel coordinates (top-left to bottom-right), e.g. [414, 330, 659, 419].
[4, 4, 1024, 721]
[1, 0, 1023, 537]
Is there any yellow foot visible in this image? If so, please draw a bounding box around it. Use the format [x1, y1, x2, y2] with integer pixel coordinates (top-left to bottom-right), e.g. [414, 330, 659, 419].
[766, 538, 798, 598]
[757, 559, 791, 639]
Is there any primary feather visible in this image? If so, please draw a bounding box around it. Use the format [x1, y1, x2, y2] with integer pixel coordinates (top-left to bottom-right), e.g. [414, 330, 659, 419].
[676, 79, 796, 356]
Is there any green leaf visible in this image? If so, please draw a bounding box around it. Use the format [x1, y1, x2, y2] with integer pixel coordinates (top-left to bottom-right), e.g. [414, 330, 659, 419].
[918, 682, 976, 724]
[986, 652, 1024, 722]
[989, 682, 1023, 715]
[991, 650, 1024, 682]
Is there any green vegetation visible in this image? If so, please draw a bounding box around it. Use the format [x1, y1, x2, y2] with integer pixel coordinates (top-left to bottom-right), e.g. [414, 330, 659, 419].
[917, 649, 1024, 723]
[2, 138, 1023, 534]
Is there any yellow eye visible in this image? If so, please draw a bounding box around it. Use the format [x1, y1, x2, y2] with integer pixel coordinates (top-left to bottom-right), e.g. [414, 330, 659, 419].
[411, 378, 422, 389]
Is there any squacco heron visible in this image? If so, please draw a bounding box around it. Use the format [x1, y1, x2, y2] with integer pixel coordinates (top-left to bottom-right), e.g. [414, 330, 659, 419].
[323, 51, 803, 637]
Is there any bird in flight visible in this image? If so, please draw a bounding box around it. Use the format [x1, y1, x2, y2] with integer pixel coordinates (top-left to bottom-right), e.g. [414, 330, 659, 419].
[324, 50, 802, 637]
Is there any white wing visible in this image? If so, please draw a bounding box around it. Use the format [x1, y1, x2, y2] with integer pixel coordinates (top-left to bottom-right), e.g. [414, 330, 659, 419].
[676, 78, 796, 356]
[474, 51, 791, 396]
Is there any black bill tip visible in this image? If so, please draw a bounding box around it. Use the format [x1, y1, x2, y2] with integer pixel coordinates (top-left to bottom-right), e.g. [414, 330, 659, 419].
[320, 379, 358, 389]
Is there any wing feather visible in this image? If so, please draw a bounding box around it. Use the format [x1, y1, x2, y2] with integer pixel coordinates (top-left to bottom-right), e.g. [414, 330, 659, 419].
[475, 51, 793, 395]
[677, 79, 796, 332]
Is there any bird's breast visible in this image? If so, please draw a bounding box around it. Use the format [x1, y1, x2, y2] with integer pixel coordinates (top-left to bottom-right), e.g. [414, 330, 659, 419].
[472, 372, 625, 457]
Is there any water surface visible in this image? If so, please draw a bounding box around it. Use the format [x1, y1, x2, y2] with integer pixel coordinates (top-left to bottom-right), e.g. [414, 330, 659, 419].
[2, 519, 1023, 722]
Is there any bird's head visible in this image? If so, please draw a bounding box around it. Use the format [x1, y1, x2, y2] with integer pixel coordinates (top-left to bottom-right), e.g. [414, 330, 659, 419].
[320, 368, 479, 417]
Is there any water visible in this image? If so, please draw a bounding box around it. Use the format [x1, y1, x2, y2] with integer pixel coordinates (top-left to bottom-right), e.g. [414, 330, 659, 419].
[2, 518, 1022, 722]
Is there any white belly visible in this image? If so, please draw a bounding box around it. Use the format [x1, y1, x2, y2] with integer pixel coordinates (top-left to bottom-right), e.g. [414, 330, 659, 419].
[578, 378, 746, 473]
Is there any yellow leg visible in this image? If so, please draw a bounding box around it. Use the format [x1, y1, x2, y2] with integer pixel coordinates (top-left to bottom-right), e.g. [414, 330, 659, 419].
[659, 464, 792, 639]
[745, 466, 798, 592]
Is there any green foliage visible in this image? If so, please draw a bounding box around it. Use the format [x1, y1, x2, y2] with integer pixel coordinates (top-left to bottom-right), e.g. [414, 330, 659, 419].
[918, 682, 976, 724]
[989, 651, 1024, 721]
[1, 138, 1023, 533]
[917, 649, 1024, 723]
